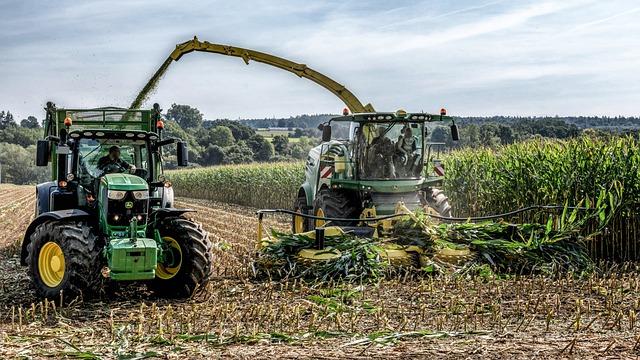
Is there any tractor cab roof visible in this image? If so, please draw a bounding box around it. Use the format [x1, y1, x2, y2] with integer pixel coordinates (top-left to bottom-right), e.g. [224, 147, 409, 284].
[330, 111, 452, 123]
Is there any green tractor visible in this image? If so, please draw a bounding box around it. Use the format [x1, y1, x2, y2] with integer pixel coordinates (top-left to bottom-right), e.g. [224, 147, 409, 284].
[292, 108, 459, 234]
[21, 102, 213, 300]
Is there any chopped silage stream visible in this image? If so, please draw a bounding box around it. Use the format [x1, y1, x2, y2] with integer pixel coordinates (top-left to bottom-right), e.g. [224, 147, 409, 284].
[1, 187, 640, 358]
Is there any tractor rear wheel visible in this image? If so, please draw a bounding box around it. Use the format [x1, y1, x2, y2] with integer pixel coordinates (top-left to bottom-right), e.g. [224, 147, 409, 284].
[292, 196, 311, 233]
[26, 221, 103, 301]
[150, 217, 213, 298]
[424, 188, 452, 218]
[312, 189, 361, 228]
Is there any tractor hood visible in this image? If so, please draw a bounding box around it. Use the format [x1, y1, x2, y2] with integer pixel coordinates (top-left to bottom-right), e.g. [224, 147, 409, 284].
[101, 173, 148, 191]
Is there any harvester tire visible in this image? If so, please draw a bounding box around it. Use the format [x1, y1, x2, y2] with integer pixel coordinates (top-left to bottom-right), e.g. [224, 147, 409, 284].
[312, 189, 361, 228]
[26, 221, 104, 301]
[151, 217, 213, 298]
[292, 196, 311, 233]
[425, 188, 452, 218]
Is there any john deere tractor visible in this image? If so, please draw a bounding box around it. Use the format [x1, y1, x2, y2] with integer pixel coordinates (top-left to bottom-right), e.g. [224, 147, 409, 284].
[21, 102, 213, 299]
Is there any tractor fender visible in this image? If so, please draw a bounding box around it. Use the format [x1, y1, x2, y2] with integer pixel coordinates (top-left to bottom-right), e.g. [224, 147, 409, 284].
[150, 208, 195, 221]
[20, 209, 92, 266]
[299, 183, 314, 208]
[35, 181, 57, 216]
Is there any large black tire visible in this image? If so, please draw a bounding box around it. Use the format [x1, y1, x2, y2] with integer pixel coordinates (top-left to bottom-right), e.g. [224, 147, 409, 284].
[26, 221, 104, 301]
[312, 189, 361, 228]
[292, 196, 311, 233]
[424, 188, 452, 218]
[150, 217, 213, 298]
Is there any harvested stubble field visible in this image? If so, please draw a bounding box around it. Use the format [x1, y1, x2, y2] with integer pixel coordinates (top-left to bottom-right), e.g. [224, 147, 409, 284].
[1, 185, 640, 359]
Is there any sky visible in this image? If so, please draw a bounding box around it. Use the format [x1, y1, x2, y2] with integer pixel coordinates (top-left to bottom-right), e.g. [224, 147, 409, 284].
[0, 0, 639, 121]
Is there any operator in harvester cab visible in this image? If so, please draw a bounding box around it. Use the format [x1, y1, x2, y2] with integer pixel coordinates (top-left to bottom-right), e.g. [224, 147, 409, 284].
[369, 126, 396, 178]
[97, 145, 136, 175]
[397, 126, 418, 164]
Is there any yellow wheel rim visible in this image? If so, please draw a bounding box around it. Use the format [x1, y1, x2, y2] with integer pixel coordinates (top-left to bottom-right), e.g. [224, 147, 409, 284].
[38, 242, 65, 288]
[315, 208, 326, 228]
[156, 237, 182, 280]
[294, 210, 305, 233]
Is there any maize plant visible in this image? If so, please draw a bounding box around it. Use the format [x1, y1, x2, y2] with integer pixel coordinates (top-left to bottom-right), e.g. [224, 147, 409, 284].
[168, 162, 305, 209]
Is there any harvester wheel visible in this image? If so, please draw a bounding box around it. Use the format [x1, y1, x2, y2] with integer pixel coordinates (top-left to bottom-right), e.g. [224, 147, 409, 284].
[26, 221, 103, 300]
[312, 189, 361, 228]
[151, 217, 213, 298]
[424, 188, 452, 218]
[292, 196, 311, 233]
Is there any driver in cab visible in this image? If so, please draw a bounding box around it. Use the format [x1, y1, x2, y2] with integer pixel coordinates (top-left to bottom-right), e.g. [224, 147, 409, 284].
[97, 146, 136, 175]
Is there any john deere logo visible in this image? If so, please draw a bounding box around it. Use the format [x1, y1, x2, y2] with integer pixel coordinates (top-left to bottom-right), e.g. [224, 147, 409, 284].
[125, 201, 134, 209]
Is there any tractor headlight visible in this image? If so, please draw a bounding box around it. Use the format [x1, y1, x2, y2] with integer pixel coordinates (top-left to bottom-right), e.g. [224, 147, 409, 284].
[132, 191, 149, 200]
[107, 190, 126, 200]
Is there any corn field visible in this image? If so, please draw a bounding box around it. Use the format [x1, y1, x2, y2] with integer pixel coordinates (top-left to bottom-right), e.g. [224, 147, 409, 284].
[168, 162, 305, 209]
[444, 136, 640, 260]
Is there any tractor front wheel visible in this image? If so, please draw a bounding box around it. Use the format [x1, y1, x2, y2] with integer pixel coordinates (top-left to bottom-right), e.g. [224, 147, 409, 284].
[292, 196, 311, 233]
[150, 217, 213, 298]
[26, 221, 103, 300]
[312, 189, 361, 228]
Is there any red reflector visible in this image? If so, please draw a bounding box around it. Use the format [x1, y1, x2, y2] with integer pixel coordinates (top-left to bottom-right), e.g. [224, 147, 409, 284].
[58, 180, 68, 188]
[342, 108, 349, 116]
[156, 120, 165, 129]
[64, 117, 72, 127]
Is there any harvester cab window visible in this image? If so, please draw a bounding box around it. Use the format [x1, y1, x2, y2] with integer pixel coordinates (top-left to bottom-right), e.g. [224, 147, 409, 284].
[358, 122, 424, 179]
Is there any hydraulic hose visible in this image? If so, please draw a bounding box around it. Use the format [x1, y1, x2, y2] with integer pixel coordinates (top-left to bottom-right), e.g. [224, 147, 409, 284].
[256, 205, 589, 223]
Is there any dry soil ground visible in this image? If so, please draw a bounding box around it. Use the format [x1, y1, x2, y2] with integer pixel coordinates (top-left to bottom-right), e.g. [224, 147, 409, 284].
[1, 184, 640, 359]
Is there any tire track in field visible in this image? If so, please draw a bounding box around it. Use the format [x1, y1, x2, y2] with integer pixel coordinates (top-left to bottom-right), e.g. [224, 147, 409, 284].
[0, 185, 35, 252]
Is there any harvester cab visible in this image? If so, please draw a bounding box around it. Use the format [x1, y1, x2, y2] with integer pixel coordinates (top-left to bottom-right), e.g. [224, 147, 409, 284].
[22, 102, 213, 300]
[292, 108, 458, 234]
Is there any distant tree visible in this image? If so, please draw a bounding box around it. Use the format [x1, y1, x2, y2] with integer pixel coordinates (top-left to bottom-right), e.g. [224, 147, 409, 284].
[271, 135, 289, 154]
[201, 145, 226, 166]
[224, 142, 254, 164]
[430, 126, 449, 143]
[20, 116, 40, 129]
[164, 120, 203, 161]
[0, 127, 40, 147]
[205, 119, 255, 140]
[246, 134, 274, 161]
[0, 111, 16, 129]
[497, 125, 514, 144]
[0, 143, 48, 184]
[207, 126, 234, 147]
[166, 104, 203, 129]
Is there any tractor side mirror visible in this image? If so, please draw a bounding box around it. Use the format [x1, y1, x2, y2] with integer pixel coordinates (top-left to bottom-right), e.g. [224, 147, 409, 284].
[36, 140, 49, 166]
[321, 125, 332, 142]
[451, 124, 460, 141]
[177, 142, 189, 166]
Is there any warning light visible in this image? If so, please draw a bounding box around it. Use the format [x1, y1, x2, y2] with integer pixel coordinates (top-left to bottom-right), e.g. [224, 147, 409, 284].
[342, 108, 349, 116]
[58, 180, 68, 188]
[156, 120, 165, 129]
[64, 117, 72, 127]
[440, 108, 447, 116]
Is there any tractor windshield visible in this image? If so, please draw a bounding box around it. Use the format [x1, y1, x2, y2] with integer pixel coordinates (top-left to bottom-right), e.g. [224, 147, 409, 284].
[355, 122, 424, 179]
[76, 138, 150, 189]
